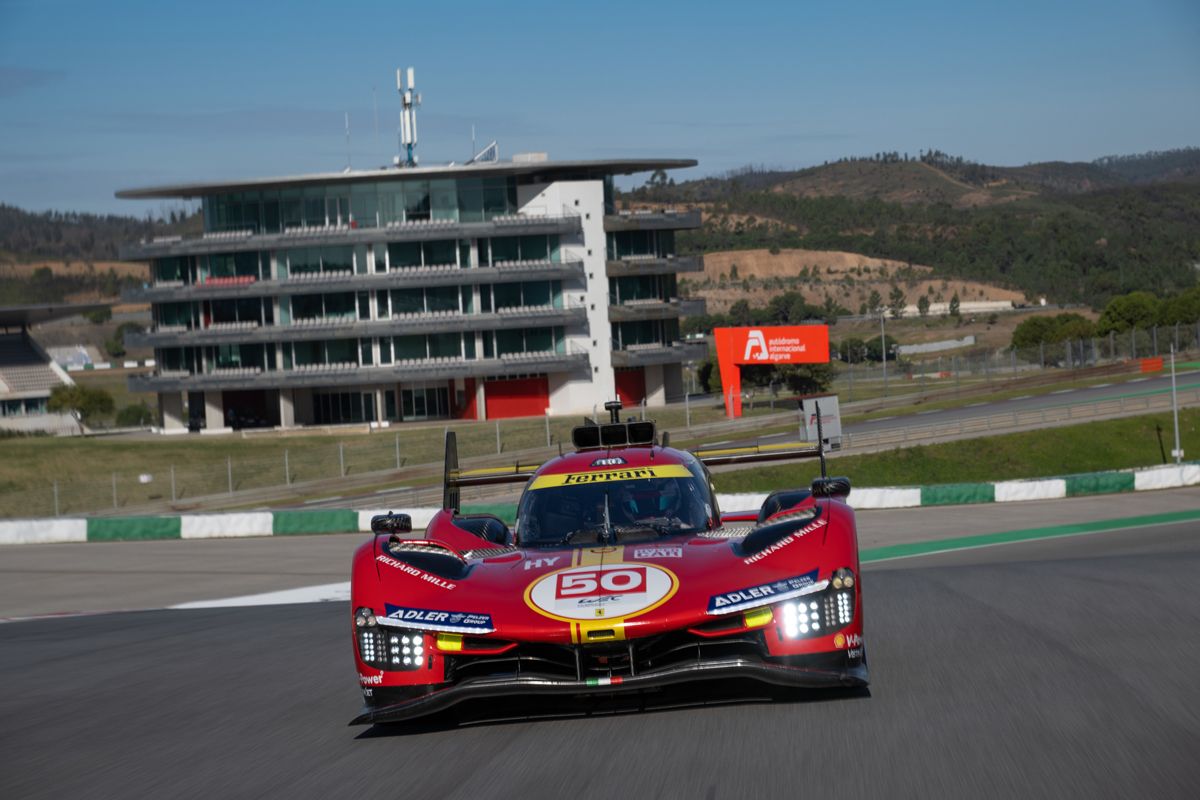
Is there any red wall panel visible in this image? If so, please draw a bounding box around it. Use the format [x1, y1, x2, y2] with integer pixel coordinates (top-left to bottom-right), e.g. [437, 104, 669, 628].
[484, 376, 549, 420]
[615, 368, 646, 407]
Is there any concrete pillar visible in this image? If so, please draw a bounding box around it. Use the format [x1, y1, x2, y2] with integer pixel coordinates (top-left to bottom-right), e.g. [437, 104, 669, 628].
[159, 392, 187, 435]
[202, 391, 230, 434]
[278, 388, 295, 428]
[661, 362, 684, 404]
[644, 363, 667, 407]
[475, 380, 488, 421]
[292, 388, 314, 425]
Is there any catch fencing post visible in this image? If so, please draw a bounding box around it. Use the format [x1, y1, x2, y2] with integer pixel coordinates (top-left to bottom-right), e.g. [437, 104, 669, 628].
[284, 450, 290, 486]
[1153, 326, 1158, 356]
[1131, 328, 1136, 359]
[339, 442, 345, 477]
[1039, 342, 1045, 369]
[170, 465, 176, 502]
[495, 421, 501, 454]
[395, 434, 400, 469]
[112, 472, 117, 509]
[685, 392, 691, 429]
[53, 480, 59, 517]
[545, 409, 551, 447]
[227, 457, 233, 494]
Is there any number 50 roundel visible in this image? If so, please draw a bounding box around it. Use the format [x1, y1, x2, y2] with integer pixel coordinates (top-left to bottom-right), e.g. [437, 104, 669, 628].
[525, 563, 678, 622]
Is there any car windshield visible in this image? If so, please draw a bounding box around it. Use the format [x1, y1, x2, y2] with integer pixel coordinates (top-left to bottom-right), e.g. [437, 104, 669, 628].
[517, 469, 713, 547]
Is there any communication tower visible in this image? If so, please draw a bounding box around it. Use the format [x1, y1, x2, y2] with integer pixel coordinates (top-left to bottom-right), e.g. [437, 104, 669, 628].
[396, 67, 421, 167]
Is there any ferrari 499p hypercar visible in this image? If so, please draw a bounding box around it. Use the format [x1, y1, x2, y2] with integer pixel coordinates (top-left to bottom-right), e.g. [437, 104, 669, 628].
[350, 402, 866, 724]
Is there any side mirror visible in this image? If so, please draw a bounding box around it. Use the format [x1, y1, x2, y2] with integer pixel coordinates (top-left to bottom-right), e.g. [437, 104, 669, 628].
[811, 476, 851, 499]
[370, 512, 412, 535]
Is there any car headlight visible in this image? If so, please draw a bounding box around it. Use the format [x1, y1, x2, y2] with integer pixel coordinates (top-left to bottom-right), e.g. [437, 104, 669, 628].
[355, 608, 425, 670]
[777, 569, 856, 639]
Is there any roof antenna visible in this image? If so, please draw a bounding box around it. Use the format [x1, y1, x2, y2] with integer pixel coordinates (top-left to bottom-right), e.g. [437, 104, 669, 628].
[396, 66, 421, 167]
[814, 401, 827, 479]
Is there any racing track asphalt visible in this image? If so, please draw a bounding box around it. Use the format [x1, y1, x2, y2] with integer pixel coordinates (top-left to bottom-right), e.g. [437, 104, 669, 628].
[723, 370, 1200, 450]
[2, 519, 1198, 798]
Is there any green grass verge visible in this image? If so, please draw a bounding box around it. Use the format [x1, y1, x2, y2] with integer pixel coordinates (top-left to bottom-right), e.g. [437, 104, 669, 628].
[710, 409, 1200, 493]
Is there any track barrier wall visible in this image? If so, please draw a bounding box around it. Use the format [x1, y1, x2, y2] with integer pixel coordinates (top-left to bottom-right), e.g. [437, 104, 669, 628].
[1, 463, 1196, 544]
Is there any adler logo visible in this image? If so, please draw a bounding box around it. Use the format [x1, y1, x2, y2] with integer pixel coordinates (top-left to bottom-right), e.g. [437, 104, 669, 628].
[743, 330, 769, 361]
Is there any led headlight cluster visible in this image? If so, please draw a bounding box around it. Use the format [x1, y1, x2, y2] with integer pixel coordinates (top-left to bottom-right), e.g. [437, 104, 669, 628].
[386, 632, 426, 668]
[354, 607, 425, 671]
[777, 568, 857, 639]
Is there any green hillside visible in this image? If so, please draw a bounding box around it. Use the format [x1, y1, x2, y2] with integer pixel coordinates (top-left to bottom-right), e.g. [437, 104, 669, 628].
[628, 148, 1200, 308]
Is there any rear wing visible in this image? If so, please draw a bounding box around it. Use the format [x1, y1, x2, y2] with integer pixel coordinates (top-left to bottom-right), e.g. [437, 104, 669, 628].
[692, 399, 833, 478]
[690, 441, 822, 467]
[442, 431, 537, 512]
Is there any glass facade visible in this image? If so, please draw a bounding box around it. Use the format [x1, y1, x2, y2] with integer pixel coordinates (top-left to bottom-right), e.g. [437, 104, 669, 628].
[203, 176, 519, 233]
[609, 274, 675, 304]
[607, 230, 675, 259]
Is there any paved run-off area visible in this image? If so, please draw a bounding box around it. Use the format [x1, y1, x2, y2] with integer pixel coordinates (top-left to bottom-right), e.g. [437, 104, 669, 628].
[1, 507, 1198, 798]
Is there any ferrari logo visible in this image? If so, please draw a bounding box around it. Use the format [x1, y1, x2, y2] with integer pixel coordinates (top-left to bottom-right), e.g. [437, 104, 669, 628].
[595, 608, 605, 617]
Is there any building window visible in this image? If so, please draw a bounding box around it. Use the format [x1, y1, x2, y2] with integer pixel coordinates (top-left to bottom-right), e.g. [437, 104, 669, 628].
[402, 385, 450, 420]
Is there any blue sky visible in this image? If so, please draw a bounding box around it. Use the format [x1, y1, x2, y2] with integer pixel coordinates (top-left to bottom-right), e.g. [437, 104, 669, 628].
[1, 0, 1197, 215]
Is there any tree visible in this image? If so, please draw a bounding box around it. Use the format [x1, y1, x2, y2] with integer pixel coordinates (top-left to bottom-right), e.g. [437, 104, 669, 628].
[917, 295, 931, 317]
[1160, 286, 1200, 325]
[83, 307, 112, 324]
[867, 289, 883, 315]
[696, 358, 722, 394]
[1012, 313, 1096, 350]
[888, 285, 906, 318]
[115, 402, 155, 427]
[1097, 291, 1161, 334]
[1011, 316, 1058, 350]
[865, 333, 900, 362]
[741, 363, 835, 395]
[728, 299, 754, 326]
[47, 385, 114, 433]
[838, 336, 867, 363]
[775, 363, 835, 395]
[948, 292, 960, 318]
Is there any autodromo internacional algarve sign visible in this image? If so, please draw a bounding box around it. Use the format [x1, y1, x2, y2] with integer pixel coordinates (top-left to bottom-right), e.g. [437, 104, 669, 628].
[712, 326, 830, 417]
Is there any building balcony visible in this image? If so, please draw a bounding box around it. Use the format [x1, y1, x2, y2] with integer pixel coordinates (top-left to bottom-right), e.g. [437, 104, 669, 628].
[124, 260, 586, 303]
[607, 298, 682, 322]
[127, 307, 586, 347]
[603, 208, 702, 232]
[604, 255, 703, 277]
[128, 350, 591, 392]
[119, 213, 584, 260]
[610, 339, 709, 368]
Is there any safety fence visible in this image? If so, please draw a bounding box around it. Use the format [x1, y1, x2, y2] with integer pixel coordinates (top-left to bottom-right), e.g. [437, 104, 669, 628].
[4, 463, 1197, 545]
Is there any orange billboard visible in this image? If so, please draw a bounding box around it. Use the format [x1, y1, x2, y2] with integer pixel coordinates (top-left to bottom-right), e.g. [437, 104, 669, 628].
[713, 326, 830, 417]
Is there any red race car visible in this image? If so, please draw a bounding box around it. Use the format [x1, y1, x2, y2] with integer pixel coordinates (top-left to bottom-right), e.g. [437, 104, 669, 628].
[350, 401, 867, 725]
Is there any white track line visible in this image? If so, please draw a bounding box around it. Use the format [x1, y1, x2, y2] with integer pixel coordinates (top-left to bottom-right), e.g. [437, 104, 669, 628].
[170, 582, 350, 609]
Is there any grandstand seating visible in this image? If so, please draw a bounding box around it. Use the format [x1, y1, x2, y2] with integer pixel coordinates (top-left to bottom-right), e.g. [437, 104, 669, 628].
[0, 334, 65, 395]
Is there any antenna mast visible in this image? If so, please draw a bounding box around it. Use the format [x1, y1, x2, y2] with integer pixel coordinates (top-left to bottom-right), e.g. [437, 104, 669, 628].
[396, 66, 421, 167]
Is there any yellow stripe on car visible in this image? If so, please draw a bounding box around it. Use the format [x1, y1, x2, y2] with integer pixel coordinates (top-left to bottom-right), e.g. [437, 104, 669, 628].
[529, 464, 692, 490]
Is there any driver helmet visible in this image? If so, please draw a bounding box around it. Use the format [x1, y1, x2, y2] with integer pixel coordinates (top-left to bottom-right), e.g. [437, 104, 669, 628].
[618, 479, 681, 521]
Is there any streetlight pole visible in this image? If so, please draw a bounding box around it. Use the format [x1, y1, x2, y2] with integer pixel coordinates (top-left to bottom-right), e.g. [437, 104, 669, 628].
[1170, 344, 1183, 465]
[880, 312, 888, 398]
